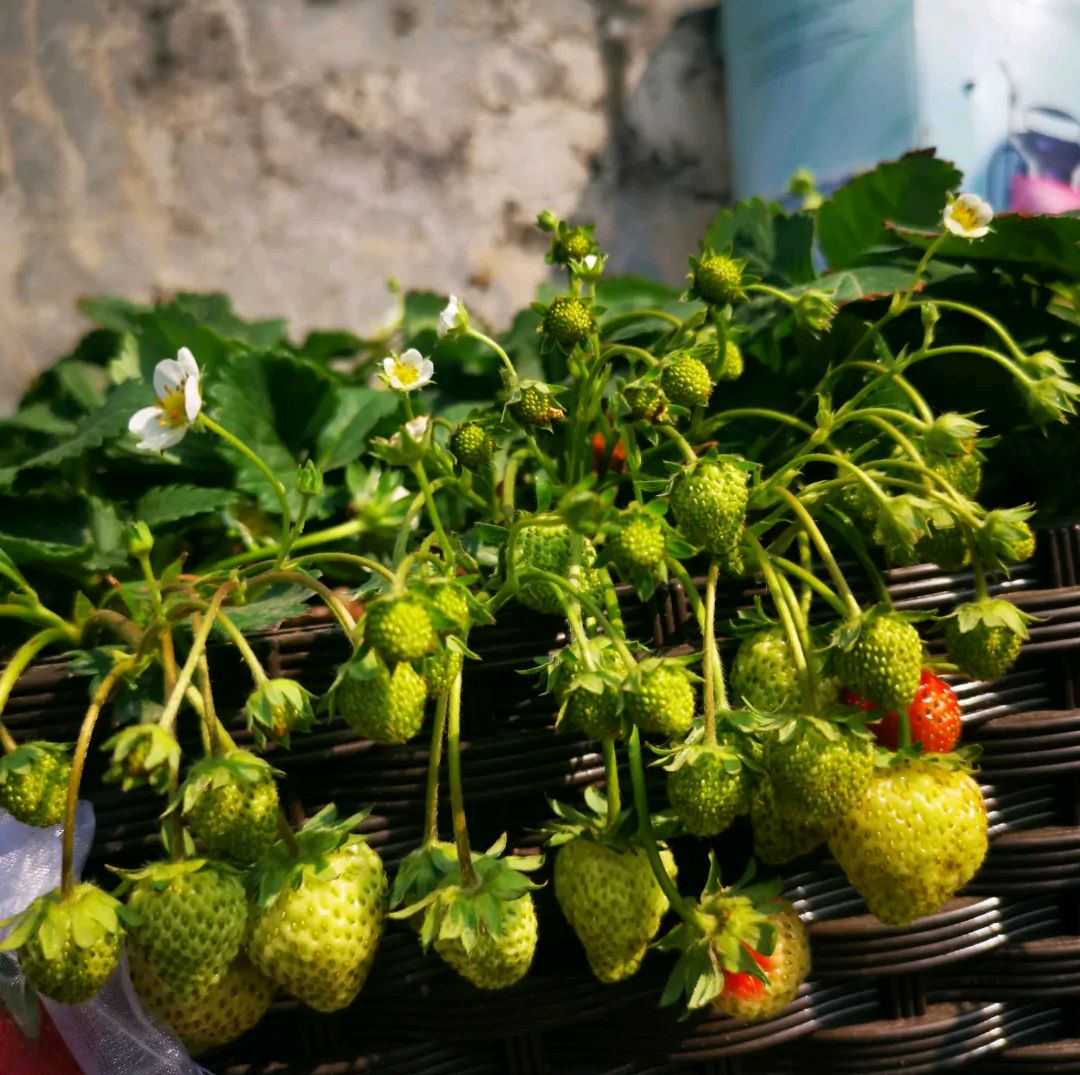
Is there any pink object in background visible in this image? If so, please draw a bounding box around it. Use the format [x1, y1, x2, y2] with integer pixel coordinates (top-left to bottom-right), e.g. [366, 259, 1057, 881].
[1010, 174, 1080, 214]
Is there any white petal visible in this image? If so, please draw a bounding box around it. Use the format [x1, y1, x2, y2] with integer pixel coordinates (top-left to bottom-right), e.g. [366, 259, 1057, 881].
[418, 358, 435, 382]
[128, 406, 162, 436]
[184, 375, 202, 421]
[153, 358, 183, 397]
[399, 348, 424, 367]
[135, 422, 187, 452]
[381, 357, 398, 379]
[176, 347, 199, 379]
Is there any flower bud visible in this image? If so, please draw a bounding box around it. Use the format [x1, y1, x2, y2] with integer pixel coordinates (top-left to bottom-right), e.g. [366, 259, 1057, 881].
[295, 460, 324, 497]
[123, 521, 155, 558]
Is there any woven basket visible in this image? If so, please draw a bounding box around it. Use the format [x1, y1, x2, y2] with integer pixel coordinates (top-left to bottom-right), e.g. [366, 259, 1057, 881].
[3, 534, 1078, 1075]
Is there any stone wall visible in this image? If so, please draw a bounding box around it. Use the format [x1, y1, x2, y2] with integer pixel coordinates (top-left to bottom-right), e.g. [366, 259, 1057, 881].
[0, 0, 728, 411]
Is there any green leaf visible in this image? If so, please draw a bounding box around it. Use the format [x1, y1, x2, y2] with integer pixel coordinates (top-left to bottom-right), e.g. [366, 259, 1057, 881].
[169, 293, 288, 349]
[136, 485, 236, 527]
[78, 295, 145, 333]
[704, 198, 816, 285]
[817, 151, 962, 269]
[221, 584, 312, 633]
[293, 330, 364, 364]
[316, 386, 400, 471]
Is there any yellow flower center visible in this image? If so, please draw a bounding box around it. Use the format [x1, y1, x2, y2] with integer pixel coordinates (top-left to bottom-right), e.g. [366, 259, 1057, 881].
[157, 385, 189, 427]
[951, 201, 980, 231]
[393, 362, 420, 386]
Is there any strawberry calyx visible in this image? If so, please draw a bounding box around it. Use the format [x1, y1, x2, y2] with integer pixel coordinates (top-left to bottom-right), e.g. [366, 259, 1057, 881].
[173, 749, 282, 819]
[101, 724, 180, 793]
[0, 883, 133, 958]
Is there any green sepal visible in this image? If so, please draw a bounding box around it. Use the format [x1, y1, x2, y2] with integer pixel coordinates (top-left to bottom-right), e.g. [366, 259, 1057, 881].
[947, 597, 1037, 638]
[108, 856, 242, 898]
[0, 742, 71, 785]
[0, 884, 130, 956]
[245, 676, 318, 748]
[173, 749, 283, 819]
[100, 724, 179, 794]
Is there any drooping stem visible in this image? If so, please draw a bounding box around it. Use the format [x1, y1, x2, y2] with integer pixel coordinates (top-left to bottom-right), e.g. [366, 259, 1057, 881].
[467, 328, 518, 381]
[208, 517, 367, 572]
[412, 461, 454, 565]
[198, 413, 293, 540]
[213, 609, 270, 685]
[917, 298, 1028, 361]
[61, 660, 132, 896]
[0, 628, 69, 754]
[658, 423, 699, 466]
[446, 668, 477, 887]
[286, 551, 396, 584]
[769, 552, 848, 618]
[255, 570, 357, 635]
[626, 727, 707, 931]
[600, 308, 683, 334]
[602, 740, 622, 834]
[702, 561, 720, 746]
[423, 693, 449, 846]
[773, 486, 861, 620]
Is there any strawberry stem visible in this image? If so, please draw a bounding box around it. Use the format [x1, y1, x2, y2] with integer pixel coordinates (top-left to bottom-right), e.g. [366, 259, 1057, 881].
[702, 561, 720, 746]
[0, 628, 69, 754]
[423, 693, 449, 846]
[658, 424, 699, 466]
[666, 557, 726, 705]
[62, 659, 132, 897]
[446, 667, 478, 888]
[602, 740, 622, 834]
[213, 609, 270, 685]
[255, 570, 357, 636]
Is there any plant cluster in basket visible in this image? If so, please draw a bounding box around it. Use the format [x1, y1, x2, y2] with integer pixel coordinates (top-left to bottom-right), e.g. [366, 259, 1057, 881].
[0, 152, 1078, 1055]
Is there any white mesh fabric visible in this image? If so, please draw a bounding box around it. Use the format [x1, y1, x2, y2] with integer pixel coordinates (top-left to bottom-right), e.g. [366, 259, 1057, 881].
[0, 804, 213, 1075]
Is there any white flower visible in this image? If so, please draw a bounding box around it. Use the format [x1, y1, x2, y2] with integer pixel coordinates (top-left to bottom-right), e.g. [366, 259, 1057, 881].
[437, 295, 468, 339]
[128, 347, 202, 451]
[389, 415, 430, 447]
[382, 348, 434, 391]
[943, 193, 993, 240]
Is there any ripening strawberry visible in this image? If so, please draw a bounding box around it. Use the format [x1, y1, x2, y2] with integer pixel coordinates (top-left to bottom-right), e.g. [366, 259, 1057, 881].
[828, 759, 988, 925]
[730, 629, 799, 713]
[835, 612, 922, 713]
[512, 383, 565, 426]
[248, 826, 387, 1012]
[130, 950, 274, 1054]
[435, 892, 538, 990]
[123, 860, 247, 992]
[844, 669, 962, 753]
[364, 595, 435, 663]
[670, 458, 750, 570]
[554, 839, 675, 983]
[763, 726, 874, 826]
[0, 743, 72, 828]
[712, 909, 810, 1022]
[336, 657, 429, 744]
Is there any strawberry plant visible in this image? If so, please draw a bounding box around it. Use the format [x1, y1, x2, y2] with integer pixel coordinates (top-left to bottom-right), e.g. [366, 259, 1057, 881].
[0, 150, 1078, 1057]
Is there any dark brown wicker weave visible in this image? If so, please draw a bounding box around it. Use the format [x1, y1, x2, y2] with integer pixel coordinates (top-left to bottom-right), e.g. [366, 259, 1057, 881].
[2, 531, 1078, 1075]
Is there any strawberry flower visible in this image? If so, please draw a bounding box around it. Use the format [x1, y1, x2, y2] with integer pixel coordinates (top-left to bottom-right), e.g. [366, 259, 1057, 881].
[437, 296, 468, 339]
[943, 193, 993, 240]
[127, 347, 202, 451]
[382, 348, 434, 391]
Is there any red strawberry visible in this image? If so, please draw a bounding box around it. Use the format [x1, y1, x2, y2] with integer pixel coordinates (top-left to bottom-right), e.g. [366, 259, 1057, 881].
[0, 1005, 82, 1075]
[720, 943, 772, 1002]
[842, 669, 961, 753]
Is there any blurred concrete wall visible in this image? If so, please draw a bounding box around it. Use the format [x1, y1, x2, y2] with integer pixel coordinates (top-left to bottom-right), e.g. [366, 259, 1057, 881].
[0, 0, 728, 411]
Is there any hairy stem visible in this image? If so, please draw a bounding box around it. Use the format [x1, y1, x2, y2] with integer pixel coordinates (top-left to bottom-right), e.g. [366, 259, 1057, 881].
[446, 668, 477, 887]
[423, 693, 449, 845]
[0, 628, 69, 754]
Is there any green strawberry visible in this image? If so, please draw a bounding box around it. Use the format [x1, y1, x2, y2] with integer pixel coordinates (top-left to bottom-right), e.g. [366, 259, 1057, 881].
[624, 381, 666, 421]
[512, 523, 602, 616]
[730, 629, 799, 713]
[434, 892, 538, 990]
[563, 677, 623, 741]
[762, 724, 874, 825]
[750, 776, 824, 865]
[717, 339, 744, 382]
[449, 422, 495, 469]
[670, 458, 750, 569]
[1, 883, 127, 1005]
[689, 252, 745, 306]
[0, 742, 71, 827]
[610, 513, 666, 573]
[938, 450, 983, 500]
[551, 226, 594, 264]
[666, 742, 751, 837]
[915, 522, 970, 572]
[541, 295, 595, 350]
[512, 382, 565, 426]
[121, 860, 247, 992]
[336, 655, 428, 744]
[365, 595, 435, 663]
[430, 583, 472, 634]
[130, 950, 274, 1054]
[248, 807, 387, 1012]
[554, 839, 675, 983]
[180, 750, 280, 865]
[624, 660, 695, 738]
[828, 758, 988, 925]
[834, 611, 922, 712]
[662, 356, 714, 408]
[1005, 520, 1036, 564]
[423, 649, 463, 698]
[944, 598, 1030, 681]
[711, 907, 810, 1022]
[102, 724, 180, 794]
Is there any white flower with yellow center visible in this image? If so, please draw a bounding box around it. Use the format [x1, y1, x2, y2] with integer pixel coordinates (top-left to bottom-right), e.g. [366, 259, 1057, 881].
[382, 348, 434, 391]
[437, 295, 468, 339]
[389, 415, 430, 447]
[943, 193, 993, 240]
[128, 347, 202, 451]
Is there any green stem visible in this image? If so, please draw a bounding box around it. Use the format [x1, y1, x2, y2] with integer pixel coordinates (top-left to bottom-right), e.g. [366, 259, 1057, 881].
[602, 740, 622, 835]
[199, 413, 293, 542]
[768, 553, 849, 618]
[466, 328, 518, 381]
[286, 552, 396, 584]
[702, 562, 719, 746]
[658, 423, 699, 466]
[747, 282, 797, 306]
[601, 343, 658, 367]
[61, 660, 132, 896]
[423, 693, 449, 845]
[901, 232, 948, 306]
[0, 605, 79, 642]
[256, 570, 357, 635]
[600, 309, 683, 334]
[773, 568, 819, 707]
[213, 610, 270, 685]
[704, 408, 816, 436]
[446, 668, 477, 888]
[208, 518, 368, 572]
[278, 492, 313, 565]
[626, 727, 707, 931]
[193, 634, 223, 757]
[913, 344, 1029, 381]
[918, 299, 1028, 361]
[773, 486, 861, 619]
[412, 461, 454, 564]
[0, 628, 70, 754]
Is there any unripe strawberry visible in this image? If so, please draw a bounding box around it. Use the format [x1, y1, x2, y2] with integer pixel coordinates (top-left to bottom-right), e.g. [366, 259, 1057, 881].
[717, 339, 744, 381]
[750, 776, 824, 865]
[945, 619, 1022, 681]
[667, 743, 750, 837]
[835, 612, 922, 713]
[552, 227, 594, 264]
[662, 356, 714, 408]
[512, 524, 601, 616]
[625, 661, 695, 738]
[691, 253, 744, 306]
[449, 422, 495, 469]
[434, 892, 537, 990]
[1006, 520, 1035, 564]
[512, 383, 565, 425]
[670, 459, 750, 569]
[337, 658, 428, 744]
[0, 742, 71, 827]
[431, 583, 471, 634]
[610, 513, 666, 573]
[624, 382, 665, 421]
[365, 595, 435, 663]
[542, 295, 594, 350]
[730, 629, 799, 713]
[423, 649, 463, 698]
[564, 679, 623, 740]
